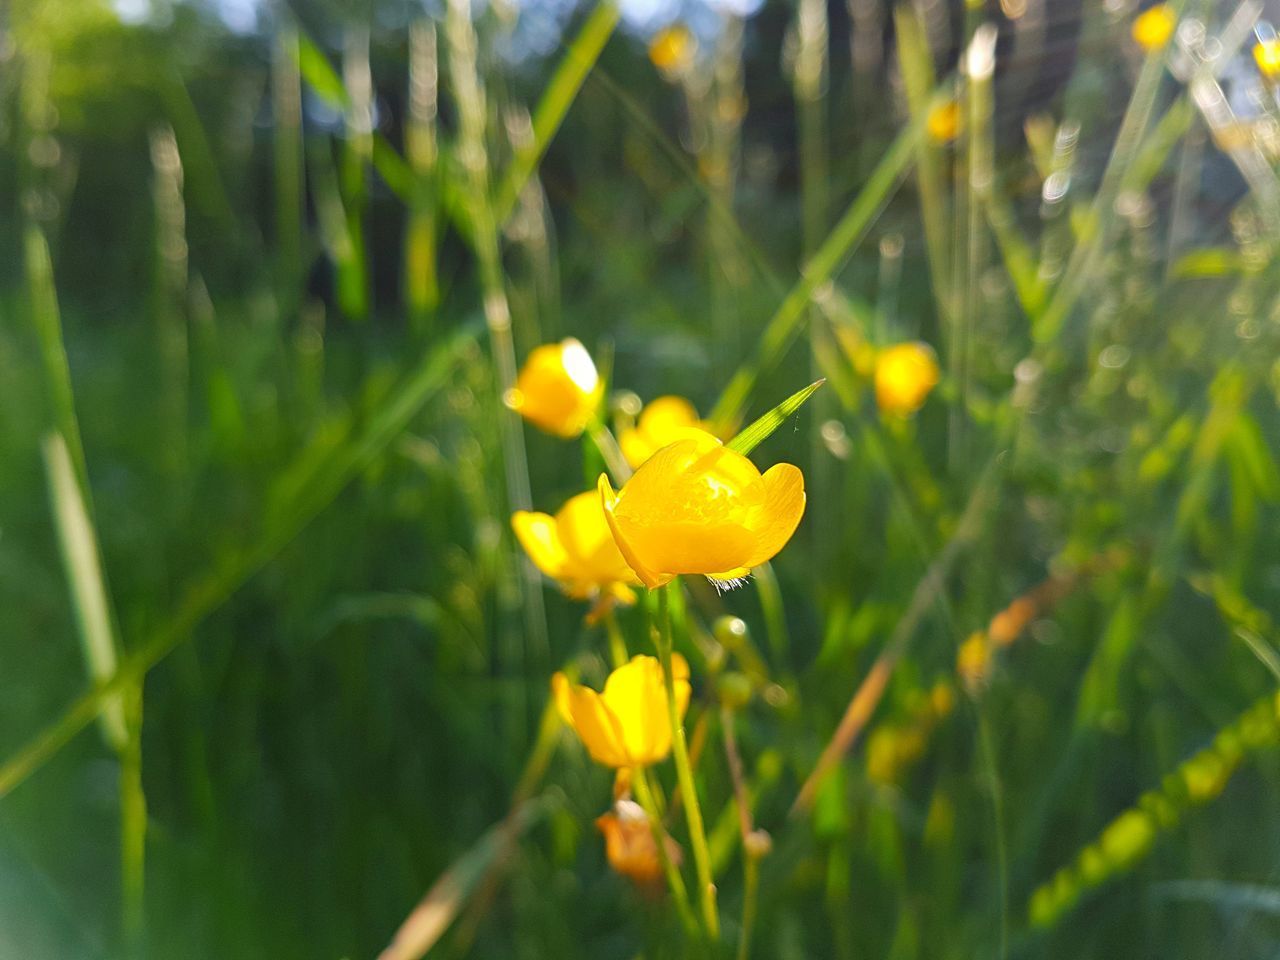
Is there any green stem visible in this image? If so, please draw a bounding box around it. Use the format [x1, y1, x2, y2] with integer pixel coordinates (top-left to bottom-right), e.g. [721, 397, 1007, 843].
[602, 608, 629, 669]
[737, 851, 760, 960]
[631, 766, 699, 938]
[588, 417, 632, 484]
[120, 681, 146, 957]
[658, 584, 719, 940]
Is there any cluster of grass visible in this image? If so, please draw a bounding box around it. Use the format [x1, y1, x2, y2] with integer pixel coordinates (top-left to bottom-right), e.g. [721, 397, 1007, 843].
[3, 0, 1280, 957]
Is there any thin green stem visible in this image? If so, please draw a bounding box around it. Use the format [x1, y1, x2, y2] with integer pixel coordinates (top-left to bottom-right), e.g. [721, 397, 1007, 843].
[120, 682, 146, 957]
[588, 417, 632, 484]
[603, 608, 629, 669]
[657, 584, 719, 940]
[631, 766, 699, 938]
[737, 852, 760, 960]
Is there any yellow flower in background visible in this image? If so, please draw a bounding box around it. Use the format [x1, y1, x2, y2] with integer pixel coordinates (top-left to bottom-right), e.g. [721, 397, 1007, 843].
[513, 491, 641, 605]
[874, 342, 940, 417]
[926, 100, 962, 144]
[1255, 40, 1280, 80]
[506, 338, 603, 437]
[552, 654, 691, 768]
[595, 799, 679, 887]
[619, 395, 715, 468]
[649, 24, 697, 77]
[599, 432, 805, 589]
[1131, 5, 1176, 52]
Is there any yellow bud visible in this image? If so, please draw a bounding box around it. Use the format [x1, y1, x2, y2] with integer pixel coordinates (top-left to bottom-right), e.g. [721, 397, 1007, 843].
[1131, 5, 1176, 52]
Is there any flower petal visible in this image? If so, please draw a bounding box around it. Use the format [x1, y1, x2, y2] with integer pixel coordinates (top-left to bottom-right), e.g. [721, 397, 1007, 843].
[557, 490, 640, 587]
[512, 511, 571, 580]
[599, 654, 691, 766]
[600, 473, 670, 589]
[743, 462, 806, 568]
[552, 671, 631, 767]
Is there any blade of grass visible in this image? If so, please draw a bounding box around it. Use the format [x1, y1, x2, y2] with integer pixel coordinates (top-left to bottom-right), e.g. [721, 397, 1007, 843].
[492, 0, 620, 225]
[0, 329, 477, 799]
[272, 19, 305, 313]
[893, 5, 953, 324]
[709, 95, 937, 433]
[405, 19, 441, 331]
[726, 379, 825, 455]
[40, 434, 127, 751]
[1032, 0, 1186, 343]
[791, 458, 1001, 816]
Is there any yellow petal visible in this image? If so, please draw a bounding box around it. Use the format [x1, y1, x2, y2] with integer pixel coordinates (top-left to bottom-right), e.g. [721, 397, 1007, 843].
[639, 395, 700, 436]
[599, 654, 691, 766]
[510, 339, 601, 437]
[600, 472, 670, 589]
[552, 671, 631, 767]
[743, 463, 806, 568]
[1132, 5, 1175, 51]
[556, 490, 640, 588]
[875, 342, 940, 417]
[606, 436, 763, 580]
[618, 426, 651, 470]
[512, 511, 571, 580]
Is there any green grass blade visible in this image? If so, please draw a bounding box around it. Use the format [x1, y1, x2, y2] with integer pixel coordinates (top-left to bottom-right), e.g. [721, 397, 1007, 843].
[40, 433, 127, 752]
[492, 0, 620, 225]
[726, 379, 825, 455]
[710, 104, 930, 432]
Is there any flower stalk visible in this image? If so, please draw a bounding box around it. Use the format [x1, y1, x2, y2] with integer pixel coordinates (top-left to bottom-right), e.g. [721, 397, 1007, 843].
[657, 584, 719, 940]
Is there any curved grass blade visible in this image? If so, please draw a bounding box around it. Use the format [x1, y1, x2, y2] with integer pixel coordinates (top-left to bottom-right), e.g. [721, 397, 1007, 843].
[726, 379, 825, 456]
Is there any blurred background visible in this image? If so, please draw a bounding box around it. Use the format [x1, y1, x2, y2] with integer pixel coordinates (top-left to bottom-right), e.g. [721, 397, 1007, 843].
[5, 0, 1280, 957]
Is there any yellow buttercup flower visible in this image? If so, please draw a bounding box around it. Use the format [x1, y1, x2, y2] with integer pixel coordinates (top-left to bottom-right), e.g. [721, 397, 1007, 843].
[874, 342, 940, 417]
[926, 100, 962, 144]
[506, 338, 603, 437]
[649, 24, 696, 77]
[1131, 5, 1176, 52]
[598, 432, 805, 589]
[552, 654, 691, 768]
[513, 491, 641, 605]
[1255, 40, 1280, 80]
[619, 395, 715, 468]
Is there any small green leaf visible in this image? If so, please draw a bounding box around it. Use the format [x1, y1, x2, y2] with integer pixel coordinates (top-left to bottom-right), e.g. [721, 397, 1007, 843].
[726, 380, 825, 455]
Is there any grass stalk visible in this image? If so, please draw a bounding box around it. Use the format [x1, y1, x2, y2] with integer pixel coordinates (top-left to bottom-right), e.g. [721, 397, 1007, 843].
[405, 19, 441, 332]
[709, 101, 934, 432]
[339, 25, 372, 322]
[658, 584, 719, 940]
[445, 0, 549, 680]
[493, 0, 620, 225]
[272, 19, 304, 314]
[631, 766, 700, 938]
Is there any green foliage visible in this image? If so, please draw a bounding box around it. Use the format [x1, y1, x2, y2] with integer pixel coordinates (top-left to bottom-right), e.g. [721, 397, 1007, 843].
[3, 1, 1280, 959]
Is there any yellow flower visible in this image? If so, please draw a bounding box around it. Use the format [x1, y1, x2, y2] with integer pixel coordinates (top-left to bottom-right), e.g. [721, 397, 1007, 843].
[957, 631, 992, 689]
[649, 24, 696, 77]
[874, 342, 940, 417]
[599, 432, 805, 589]
[513, 491, 641, 605]
[926, 100, 962, 144]
[595, 799, 680, 888]
[506, 338, 603, 437]
[1255, 40, 1280, 80]
[552, 654, 691, 768]
[618, 395, 715, 468]
[1131, 5, 1176, 52]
